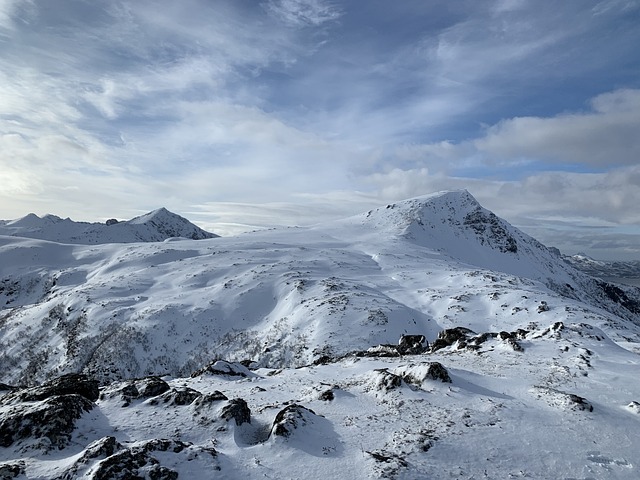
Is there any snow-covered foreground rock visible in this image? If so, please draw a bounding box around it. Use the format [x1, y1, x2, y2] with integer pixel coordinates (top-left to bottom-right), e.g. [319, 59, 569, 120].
[0, 190, 639, 478]
[1, 328, 639, 479]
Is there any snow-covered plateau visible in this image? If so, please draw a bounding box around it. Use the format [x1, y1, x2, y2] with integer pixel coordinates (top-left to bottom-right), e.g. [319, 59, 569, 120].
[0, 190, 639, 479]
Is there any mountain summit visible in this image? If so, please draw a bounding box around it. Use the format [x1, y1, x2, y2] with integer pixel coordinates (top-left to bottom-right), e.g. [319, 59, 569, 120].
[0, 208, 217, 244]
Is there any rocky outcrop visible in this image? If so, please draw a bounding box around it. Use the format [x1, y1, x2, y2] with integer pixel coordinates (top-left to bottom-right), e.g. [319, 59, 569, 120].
[148, 387, 202, 406]
[0, 374, 98, 450]
[430, 327, 474, 352]
[0, 394, 93, 449]
[220, 398, 251, 426]
[1, 373, 99, 404]
[398, 335, 428, 354]
[0, 461, 25, 479]
[370, 369, 403, 392]
[270, 404, 318, 438]
[99, 376, 170, 406]
[191, 360, 255, 378]
[88, 439, 207, 480]
[395, 362, 452, 385]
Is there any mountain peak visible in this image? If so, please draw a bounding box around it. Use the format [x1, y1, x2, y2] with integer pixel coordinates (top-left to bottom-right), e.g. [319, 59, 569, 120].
[333, 190, 568, 281]
[0, 208, 218, 244]
[6, 213, 41, 228]
[127, 207, 174, 225]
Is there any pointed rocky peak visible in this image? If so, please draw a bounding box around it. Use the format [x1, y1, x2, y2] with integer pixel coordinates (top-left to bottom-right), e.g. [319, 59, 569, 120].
[335, 190, 572, 282]
[127, 207, 174, 226]
[356, 190, 487, 236]
[124, 207, 218, 240]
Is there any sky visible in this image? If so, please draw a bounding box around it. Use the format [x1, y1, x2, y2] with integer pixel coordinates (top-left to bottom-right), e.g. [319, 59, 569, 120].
[0, 0, 639, 260]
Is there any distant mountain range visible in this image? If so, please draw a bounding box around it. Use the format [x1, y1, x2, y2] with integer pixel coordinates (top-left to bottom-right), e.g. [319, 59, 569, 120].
[0, 207, 218, 244]
[564, 253, 640, 280]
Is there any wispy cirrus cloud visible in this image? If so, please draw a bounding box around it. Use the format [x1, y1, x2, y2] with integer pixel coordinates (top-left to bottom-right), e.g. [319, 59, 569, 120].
[264, 0, 342, 27]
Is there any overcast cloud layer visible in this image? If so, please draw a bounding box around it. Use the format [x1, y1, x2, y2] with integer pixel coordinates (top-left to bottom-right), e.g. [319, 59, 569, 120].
[0, 0, 639, 259]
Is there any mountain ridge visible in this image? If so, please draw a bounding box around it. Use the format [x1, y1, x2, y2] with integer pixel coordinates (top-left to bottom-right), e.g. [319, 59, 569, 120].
[0, 207, 218, 244]
[0, 190, 638, 385]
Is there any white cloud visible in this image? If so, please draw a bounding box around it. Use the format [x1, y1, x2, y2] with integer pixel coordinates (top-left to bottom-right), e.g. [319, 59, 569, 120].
[474, 89, 640, 166]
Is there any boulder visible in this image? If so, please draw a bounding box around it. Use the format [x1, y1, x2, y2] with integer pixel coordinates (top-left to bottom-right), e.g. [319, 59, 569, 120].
[371, 369, 403, 392]
[430, 327, 474, 352]
[398, 334, 428, 354]
[220, 398, 251, 426]
[395, 362, 452, 385]
[270, 404, 318, 438]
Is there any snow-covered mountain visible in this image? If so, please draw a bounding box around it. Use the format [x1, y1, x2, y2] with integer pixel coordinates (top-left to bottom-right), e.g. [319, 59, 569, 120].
[1, 190, 639, 479]
[566, 253, 640, 282]
[0, 207, 217, 244]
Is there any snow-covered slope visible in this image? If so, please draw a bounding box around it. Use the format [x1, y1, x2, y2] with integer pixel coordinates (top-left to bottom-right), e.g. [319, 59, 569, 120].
[0, 207, 217, 244]
[1, 191, 639, 479]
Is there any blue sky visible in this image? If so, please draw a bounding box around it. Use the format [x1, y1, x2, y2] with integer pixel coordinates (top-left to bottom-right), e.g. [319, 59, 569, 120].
[0, 0, 639, 259]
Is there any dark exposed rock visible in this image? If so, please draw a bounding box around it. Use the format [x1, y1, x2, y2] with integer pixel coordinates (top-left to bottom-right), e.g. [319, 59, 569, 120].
[100, 377, 170, 406]
[313, 355, 335, 365]
[568, 394, 593, 412]
[469, 332, 498, 346]
[59, 436, 123, 480]
[135, 377, 170, 399]
[366, 449, 408, 478]
[430, 327, 474, 352]
[371, 369, 403, 392]
[597, 281, 640, 314]
[423, 362, 452, 383]
[82, 436, 122, 460]
[0, 394, 94, 449]
[504, 338, 524, 352]
[220, 398, 251, 426]
[271, 404, 317, 438]
[319, 389, 335, 401]
[0, 461, 25, 479]
[191, 360, 254, 378]
[1, 373, 99, 405]
[192, 391, 228, 410]
[498, 330, 528, 341]
[239, 359, 257, 369]
[89, 439, 197, 480]
[498, 331, 513, 340]
[358, 344, 401, 358]
[397, 362, 452, 385]
[398, 334, 428, 354]
[463, 208, 518, 253]
[149, 387, 202, 406]
[537, 301, 550, 313]
[366, 449, 408, 466]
